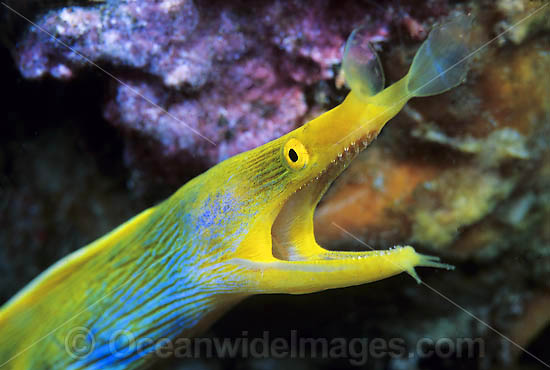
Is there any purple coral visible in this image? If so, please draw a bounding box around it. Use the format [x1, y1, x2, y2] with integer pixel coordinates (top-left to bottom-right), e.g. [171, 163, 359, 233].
[15, 0, 448, 185]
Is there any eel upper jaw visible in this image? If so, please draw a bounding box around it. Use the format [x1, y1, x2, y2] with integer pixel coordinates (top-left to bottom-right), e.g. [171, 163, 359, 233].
[271, 134, 374, 262]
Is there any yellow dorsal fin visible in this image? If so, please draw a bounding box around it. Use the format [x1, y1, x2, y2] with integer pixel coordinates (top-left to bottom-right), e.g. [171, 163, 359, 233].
[0, 206, 157, 325]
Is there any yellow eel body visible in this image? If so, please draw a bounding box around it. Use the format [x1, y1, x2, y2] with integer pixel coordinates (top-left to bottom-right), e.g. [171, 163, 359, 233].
[0, 15, 473, 369]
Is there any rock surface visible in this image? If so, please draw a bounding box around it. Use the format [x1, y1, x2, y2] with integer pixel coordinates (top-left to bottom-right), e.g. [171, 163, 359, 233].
[13, 0, 450, 191]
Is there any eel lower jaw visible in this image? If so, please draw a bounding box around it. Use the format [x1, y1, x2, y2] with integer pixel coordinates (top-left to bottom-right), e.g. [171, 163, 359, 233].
[271, 134, 375, 262]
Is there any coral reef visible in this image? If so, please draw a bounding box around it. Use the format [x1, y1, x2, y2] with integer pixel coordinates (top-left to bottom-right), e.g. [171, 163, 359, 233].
[2, 0, 549, 369]
[315, 10, 550, 253]
[312, 2, 550, 368]
[13, 0, 450, 191]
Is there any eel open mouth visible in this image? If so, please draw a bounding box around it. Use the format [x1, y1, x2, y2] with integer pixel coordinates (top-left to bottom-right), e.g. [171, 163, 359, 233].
[265, 131, 452, 289]
[271, 134, 375, 262]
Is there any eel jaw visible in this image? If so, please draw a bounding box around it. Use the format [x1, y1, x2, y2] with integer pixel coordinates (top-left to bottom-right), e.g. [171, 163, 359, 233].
[271, 133, 375, 262]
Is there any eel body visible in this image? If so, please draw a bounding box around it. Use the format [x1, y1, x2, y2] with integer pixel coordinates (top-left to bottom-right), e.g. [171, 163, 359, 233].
[0, 15, 473, 369]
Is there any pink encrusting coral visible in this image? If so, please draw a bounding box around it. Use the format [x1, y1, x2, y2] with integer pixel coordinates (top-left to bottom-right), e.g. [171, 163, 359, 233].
[15, 0, 448, 181]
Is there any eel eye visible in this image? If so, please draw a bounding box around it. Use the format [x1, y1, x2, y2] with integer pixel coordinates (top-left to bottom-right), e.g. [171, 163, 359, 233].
[283, 138, 309, 170]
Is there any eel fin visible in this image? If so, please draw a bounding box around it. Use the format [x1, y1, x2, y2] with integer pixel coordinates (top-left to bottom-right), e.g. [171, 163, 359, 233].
[0, 206, 156, 324]
[343, 25, 385, 100]
[407, 14, 474, 97]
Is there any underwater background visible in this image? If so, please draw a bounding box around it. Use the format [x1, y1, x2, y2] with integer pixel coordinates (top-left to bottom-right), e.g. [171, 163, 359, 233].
[1, 0, 549, 369]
